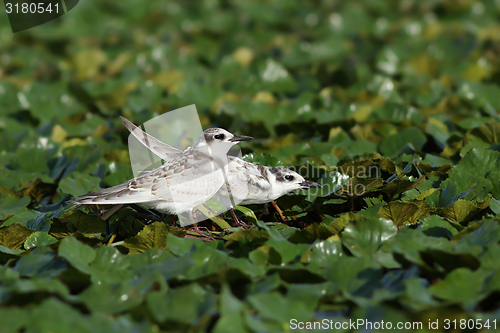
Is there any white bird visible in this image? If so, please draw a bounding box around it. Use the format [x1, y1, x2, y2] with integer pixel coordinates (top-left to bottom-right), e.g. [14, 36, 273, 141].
[70, 118, 252, 236]
[220, 161, 321, 205]
[119, 117, 321, 225]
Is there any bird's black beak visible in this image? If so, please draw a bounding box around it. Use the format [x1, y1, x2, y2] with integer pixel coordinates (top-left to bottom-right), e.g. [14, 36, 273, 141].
[300, 180, 322, 188]
[229, 135, 253, 142]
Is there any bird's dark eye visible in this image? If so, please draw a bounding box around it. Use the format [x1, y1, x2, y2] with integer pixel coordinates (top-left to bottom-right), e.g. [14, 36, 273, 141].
[214, 134, 225, 140]
[285, 175, 294, 181]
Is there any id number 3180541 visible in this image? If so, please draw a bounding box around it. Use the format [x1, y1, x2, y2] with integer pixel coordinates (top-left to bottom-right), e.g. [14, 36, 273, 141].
[5, 2, 59, 14]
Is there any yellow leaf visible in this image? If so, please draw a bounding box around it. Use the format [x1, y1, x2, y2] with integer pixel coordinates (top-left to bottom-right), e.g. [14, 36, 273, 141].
[92, 124, 109, 138]
[253, 91, 276, 105]
[377, 201, 419, 227]
[105, 149, 130, 163]
[352, 105, 373, 122]
[471, 119, 500, 144]
[212, 92, 241, 112]
[440, 198, 490, 223]
[355, 90, 386, 107]
[328, 127, 343, 141]
[97, 82, 138, 109]
[441, 140, 463, 158]
[199, 114, 211, 128]
[107, 52, 131, 76]
[0, 224, 33, 250]
[51, 124, 68, 143]
[265, 133, 298, 151]
[73, 48, 108, 80]
[407, 200, 434, 224]
[417, 188, 438, 200]
[61, 138, 87, 149]
[422, 96, 449, 115]
[477, 26, 500, 42]
[153, 69, 184, 93]
[232, 47, 254, 67]
[408, 53, 436, 76]
[331, 147, 345, 158]
[438, 73, 454, 88]
[427, 117, 448, 133]
[330, 86, 349, 103]
[461, 59, 491, 82]
[350, 124, 381, 143]
[326, 234, 341, 242]
[423, 22, 443, 39]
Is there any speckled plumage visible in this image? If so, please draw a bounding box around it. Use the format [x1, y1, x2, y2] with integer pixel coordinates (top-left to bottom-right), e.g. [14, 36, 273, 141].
[219, 158, 321, 206]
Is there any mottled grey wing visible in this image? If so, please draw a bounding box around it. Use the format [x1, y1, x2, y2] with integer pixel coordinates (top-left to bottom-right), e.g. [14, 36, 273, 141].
[219, 158, 271, 204]
[120, 116, 182, 160]
[238, 160, 272, 193]
[72, 152, 225, 206]
[70, 173, 160, 205]
[146, 151, 225, 207]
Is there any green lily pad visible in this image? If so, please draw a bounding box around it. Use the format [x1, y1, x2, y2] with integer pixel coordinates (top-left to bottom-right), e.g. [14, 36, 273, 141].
[248, 291, 314, 324]
[421, 215, 458, 238]
[379, 127, 427, 157]
[49, 210, 106, 239]
[24, 232, 58, 249]
[442, 148, 500, 201]
[212, 284, 247, 333]
[58, 236, 96, 274]
[241, 153, 284, 167]
[58, 171, 102, 197]
[146, 283, 216, 324]
[267, 239, 310, 264]
[342, 217, 397, 256]
[77, 281, 144, 313]
[429, 268, 487, 304]
[0, 194, 41, 227]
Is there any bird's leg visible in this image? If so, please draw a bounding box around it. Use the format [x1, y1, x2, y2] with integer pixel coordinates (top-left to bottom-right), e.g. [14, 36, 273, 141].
[263, 203, 270, 215]
[98, 204, 124, 235]
[107, 233, 117, 246]
[229, 208, 250, 229]
[100, 204, 124, 221]
[129, 204, 162, 222]
[202, 203, 228, 225]
[313, 204, 325, 221]
[171, 214, 178, 227]
[271, 201, 289, 223]
[188, 210, 211, 238]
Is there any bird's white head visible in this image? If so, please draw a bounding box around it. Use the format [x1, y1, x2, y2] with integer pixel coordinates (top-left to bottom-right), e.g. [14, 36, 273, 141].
[195, 128, 253, 148]
[194, 128, 252, 166]
[268, 167, 322, 198]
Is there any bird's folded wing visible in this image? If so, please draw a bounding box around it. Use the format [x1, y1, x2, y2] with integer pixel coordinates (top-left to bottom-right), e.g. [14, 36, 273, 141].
[230, 158, 272, 191]
[70, 176, 161, 205]
[147, 153, 226, 204]
[247, 174, 272, 192]
[220, 158, 271, 202]
[72, 156, 225, 206]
